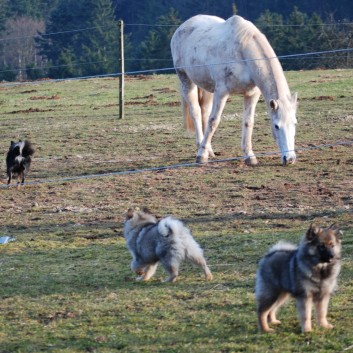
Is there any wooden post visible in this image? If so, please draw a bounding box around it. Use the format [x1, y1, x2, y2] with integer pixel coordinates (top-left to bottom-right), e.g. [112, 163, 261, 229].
[119, 20, 125, 119]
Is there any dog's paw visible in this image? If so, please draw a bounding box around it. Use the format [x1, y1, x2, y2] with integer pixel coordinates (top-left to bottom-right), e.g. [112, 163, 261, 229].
[164, 276, 177, 283]
[321, 322, 334, 330]
[261, 327, 275, 333]
[205, 273, 213, 281]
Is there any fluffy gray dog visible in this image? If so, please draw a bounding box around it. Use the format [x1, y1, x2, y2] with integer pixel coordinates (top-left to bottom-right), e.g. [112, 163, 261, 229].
[256, 224, 341, 333]
[123, 208, 213, 282]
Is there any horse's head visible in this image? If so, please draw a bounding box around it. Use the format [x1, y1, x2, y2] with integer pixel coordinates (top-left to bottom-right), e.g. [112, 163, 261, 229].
[269, 93, 298, 166]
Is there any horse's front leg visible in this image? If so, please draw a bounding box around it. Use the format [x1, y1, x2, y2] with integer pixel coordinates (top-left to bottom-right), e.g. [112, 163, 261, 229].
[199, 88, 215, 157]
[189, 102, 204, 149]
[241, 88, 261, 166]
[196, 92, 229, 163]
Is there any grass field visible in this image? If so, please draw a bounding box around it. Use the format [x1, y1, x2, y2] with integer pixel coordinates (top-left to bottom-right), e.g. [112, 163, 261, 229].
[0, 70, 352, 352]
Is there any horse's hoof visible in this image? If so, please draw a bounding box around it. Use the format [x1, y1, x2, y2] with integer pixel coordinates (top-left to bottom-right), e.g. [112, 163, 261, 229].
[196, 155, 208, 164]
[245, 156, 258, 166]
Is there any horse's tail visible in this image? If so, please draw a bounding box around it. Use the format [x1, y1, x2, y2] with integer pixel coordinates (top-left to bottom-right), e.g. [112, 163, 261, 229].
[182, 96, 194, 133]
[182, 87, 204, 133]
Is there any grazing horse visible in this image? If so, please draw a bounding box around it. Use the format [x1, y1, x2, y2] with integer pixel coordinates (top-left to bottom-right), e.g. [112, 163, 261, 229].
[171, 15, 297, 165]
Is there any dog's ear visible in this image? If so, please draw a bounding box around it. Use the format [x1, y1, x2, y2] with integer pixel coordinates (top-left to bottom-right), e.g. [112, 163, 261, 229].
[328, 223, 342, 239]
[142, 207, 152, 214]
[306, 223, 320, 241]
[126, 208, 134, 219]
[329, 223, 339, 231]
[10, 141, 15, 145]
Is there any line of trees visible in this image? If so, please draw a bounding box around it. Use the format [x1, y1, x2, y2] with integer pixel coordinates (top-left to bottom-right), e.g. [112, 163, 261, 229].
[0, 0, 353, 81]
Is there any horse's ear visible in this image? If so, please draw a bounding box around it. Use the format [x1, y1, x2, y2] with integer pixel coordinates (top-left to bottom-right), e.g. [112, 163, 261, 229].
[270, 100, 279, 111]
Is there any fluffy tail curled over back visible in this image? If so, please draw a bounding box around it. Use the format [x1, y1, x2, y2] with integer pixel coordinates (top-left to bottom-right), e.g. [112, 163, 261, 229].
[158, 216, 185, 237]
[158, 216, 213, 281]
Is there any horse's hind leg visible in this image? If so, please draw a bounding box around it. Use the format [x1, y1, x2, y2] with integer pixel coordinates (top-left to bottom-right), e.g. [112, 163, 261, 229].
[241, 88, 261, 166]
[176, 70, 204, 148]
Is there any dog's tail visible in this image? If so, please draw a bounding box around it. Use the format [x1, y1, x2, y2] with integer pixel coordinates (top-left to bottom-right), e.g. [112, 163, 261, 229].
[265, 241, 297, 257]
[158, 217, 213, 281]
[158, 216, 184, 237]
[22, 140, 35, 157]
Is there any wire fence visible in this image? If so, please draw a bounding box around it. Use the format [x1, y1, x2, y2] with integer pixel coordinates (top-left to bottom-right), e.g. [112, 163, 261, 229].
[1, 140, 352, 189]
[1, 21, 353, 43]
[0, 46, 353, 88]
[1, 22, 353, 189]
[1, 18, 353, 80]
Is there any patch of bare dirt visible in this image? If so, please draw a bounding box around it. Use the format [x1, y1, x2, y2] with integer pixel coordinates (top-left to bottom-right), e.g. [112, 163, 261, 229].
[130, 94, 155, 100]
[29, 94, 60, 100]
[164, 101, 180, 107]
[92, 103, 118, 110]
[312, 96, 335, 101]
[126, 94, 158, 106]
[8, 107, 55, 114]
[334, 115, 353, 122]
[152, 87, 177, 94]
[125, 75, 153, 81]
[20, 89, 38, 94]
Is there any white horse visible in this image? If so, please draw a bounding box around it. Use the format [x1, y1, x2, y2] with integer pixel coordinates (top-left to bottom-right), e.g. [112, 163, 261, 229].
[171, 15, 297, 165]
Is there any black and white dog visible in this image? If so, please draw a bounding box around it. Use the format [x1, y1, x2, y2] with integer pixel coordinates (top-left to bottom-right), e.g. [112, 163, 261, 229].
[6, 140, 35, 188]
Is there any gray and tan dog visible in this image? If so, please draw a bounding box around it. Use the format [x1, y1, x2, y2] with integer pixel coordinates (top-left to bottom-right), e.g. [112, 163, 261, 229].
[123, 208, 213, 282]
[256, 224, 341, 333]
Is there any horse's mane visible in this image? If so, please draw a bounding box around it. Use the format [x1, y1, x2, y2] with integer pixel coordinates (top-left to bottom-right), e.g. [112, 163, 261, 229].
[228, 15, 266, 48]
[227, 15, 289, 98]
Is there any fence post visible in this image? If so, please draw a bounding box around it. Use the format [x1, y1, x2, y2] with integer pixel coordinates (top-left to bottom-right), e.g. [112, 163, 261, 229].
[119, 20, 125, 119]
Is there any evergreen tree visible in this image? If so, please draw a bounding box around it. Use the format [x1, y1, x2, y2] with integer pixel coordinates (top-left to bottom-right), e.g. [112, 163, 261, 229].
[303, 13, 327, 69]
[283, 8, 326, 69]
[318, 15, 353, 68]
[138, 8, 181, 72]
[80, 0, 121, 76]
[6, 0, 59, 20]
[256, 10, 285, 54]
[0, 0, 8, 31]
[38, 0, 120, 78]
[284, 7, 308, 55]
[258, 8, 329, 70]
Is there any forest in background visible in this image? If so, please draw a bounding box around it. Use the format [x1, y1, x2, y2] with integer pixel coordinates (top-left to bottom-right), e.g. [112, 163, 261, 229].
[0, 0, 353, 81]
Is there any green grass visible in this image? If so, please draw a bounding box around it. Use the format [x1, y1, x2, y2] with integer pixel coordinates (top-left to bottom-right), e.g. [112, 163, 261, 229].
[0, 70, 352, 352]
